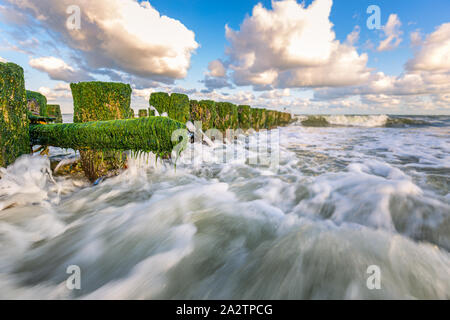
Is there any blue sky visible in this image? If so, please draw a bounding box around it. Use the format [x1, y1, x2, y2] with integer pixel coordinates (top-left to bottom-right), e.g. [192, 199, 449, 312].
[151, 0, 449, 79]
[1, 0, 449, 114]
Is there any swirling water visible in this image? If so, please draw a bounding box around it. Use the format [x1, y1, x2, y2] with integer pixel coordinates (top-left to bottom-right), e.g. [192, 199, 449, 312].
[0, 115, 449, 299]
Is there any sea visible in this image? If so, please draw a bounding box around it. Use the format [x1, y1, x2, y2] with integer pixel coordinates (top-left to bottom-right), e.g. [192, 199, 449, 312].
[0, 114, 449, 299]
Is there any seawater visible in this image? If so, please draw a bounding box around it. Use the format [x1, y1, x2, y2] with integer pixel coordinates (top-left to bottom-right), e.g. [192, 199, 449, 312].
[0, 115, 449, 299]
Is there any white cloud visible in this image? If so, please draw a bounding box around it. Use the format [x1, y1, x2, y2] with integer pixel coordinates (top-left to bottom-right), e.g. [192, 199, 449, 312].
[406, 23, 450, 72]
[201, 76, 233, 92]
[221, 0, 370, 89]
[193, 90, 256, 106]
[38, 83, 72, 101]
[313, 24, 450, 112]
[133, 88, 155, 102]
[0, 56, 7, 63]
[202, 59, 232, 91]
[29, 56, 91, 82]
[377, 14, 403, 52]
[5, 0, 199, 82]
[410, 30, 422, 47]
[207, 60, 227, 77]
[346, 26, 360, 46]
[260, 89, 291, 99]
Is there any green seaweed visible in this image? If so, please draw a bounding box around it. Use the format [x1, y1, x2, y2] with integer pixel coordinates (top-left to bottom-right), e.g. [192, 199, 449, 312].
[47, 104, 62, 123]
[169, 93, 190, 123]
[250, 108, 261, 131]
[138, 109, 148, 117]
[28, 114, 56, 124]
[149, 92, 170, 116]
[301, 116, 329, 127]
[265, 110, 277, 129]
[0, 62, 30, 168]
[279, 111, 292, 126]
[71, 81, 134, 181]
[215, 102, 238, 131]
[258, 109, 267, 129]
[238, 105, 251, 130]
[71, 81, 133, 123]
[153, 92, 292, 132]
[190, 99, 217, 131]
[30, 117, 187, 155]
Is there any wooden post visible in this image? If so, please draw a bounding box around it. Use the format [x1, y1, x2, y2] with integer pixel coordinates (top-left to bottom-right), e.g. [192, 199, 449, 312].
[47, 104, 63, 123]
[138, 109, 148, 117]
[0, 62, 30, 168]
[26, 91, 48, 117]
[71, 81, 134, 181]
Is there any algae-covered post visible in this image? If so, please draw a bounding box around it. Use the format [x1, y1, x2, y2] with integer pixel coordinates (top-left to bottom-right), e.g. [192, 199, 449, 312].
[0, 62, 30, 168]
[47, 104, 62, 123]
[250, 108, 261, 131]
[190, 99, 217, 131]
[71, 81, 134, 181]
[238, 105, 251, 130]
[258, 109, 267, 129]
[149, 92, 170, 116]
[30, 117, 187, 155]
[26, 90, 48, 117]
[215, 102, 238, 131]
[138, 109, 148, 117]
[71, 82, 134, 123]
[265, 110, 277, 129]
[279, 111, 292, 126]
[169, 93, 190, 124]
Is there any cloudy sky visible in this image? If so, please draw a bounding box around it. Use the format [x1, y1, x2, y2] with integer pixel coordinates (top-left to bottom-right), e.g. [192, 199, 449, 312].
[1, 0, 449, 114]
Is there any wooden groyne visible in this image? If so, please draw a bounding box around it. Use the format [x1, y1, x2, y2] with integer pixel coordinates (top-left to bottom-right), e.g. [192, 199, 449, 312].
[1, 61, 293, 181]
[150, 93, 293, 132]
[30, 117, 186, 155]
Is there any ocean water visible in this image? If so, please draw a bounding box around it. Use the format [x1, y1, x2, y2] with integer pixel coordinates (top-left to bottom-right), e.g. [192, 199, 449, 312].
[0, 115, 449, 299]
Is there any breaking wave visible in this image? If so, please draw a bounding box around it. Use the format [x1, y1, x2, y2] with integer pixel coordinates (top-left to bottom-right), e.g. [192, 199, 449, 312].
[0, 118, 449, 300]
[299, 115, 432, 128]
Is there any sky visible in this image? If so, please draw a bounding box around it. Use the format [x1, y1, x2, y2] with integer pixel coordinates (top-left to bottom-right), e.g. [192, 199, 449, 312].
[0, 0, 449, 115]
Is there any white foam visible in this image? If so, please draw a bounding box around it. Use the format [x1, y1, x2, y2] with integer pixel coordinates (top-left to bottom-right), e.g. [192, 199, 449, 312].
[0, 121, 449, 299]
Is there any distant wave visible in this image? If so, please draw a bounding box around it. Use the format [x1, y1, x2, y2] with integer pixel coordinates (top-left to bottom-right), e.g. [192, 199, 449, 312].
[298, 115, 431, 128]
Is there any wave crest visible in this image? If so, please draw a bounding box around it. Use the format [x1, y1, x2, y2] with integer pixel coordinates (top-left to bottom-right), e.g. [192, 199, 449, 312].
[299, 115, 430, 128]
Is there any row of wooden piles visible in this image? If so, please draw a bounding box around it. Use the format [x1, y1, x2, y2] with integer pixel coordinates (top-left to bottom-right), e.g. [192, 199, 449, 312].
[146, 92, 292, 132]
[1, 61, 293, 181]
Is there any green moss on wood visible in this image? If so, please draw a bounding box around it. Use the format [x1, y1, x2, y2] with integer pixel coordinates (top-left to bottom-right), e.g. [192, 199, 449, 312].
[169, 93, 190, 123]
[26, 90, 48, 117]
[138, 109, 148, 117]
[47, 104, 62, 123]
[279, 111, 292, 125]
[238, 105, 251, 130]
[28, 114, 56, 125]
[71, 81, 134, 181]
[190, 99, 217, 131]
[250, 108, 260, 131]
[71, 81, 133, 123]
[0, 62, 30, 168]
[149, 92, 170, 116]
[259, 109, 268, 129]
[30, 117, 186, 155]
[215, 102, 238, 131]
[27, 99, 40, 116]
[265, 110, 278, 129]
